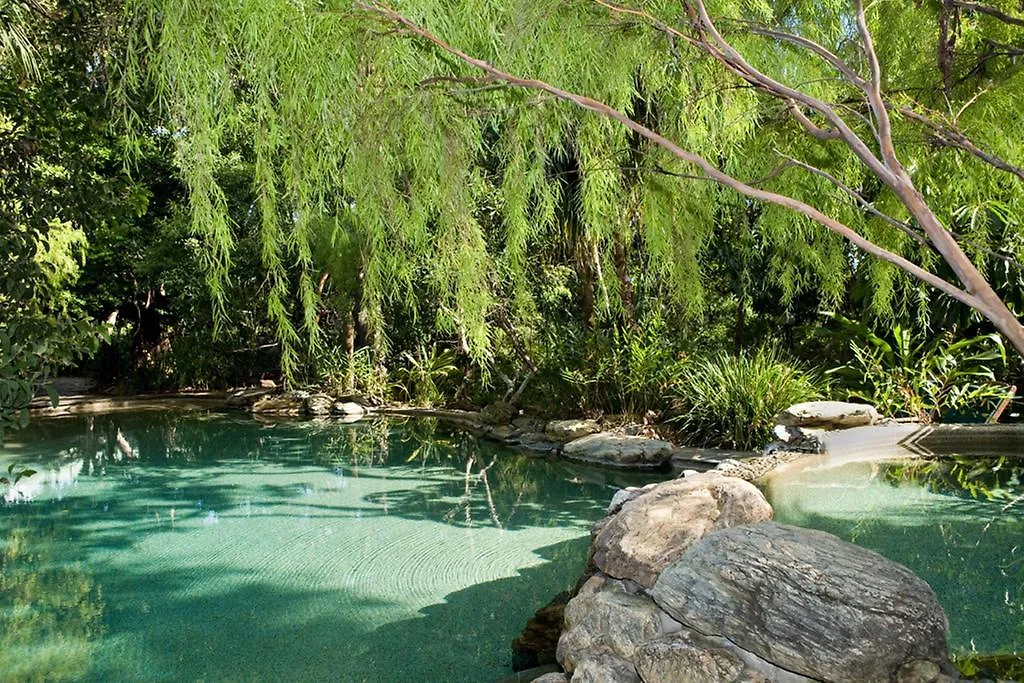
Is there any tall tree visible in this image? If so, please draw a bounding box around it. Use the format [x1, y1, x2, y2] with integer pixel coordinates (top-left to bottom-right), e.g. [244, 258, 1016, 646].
[123, 0, 1024, 362]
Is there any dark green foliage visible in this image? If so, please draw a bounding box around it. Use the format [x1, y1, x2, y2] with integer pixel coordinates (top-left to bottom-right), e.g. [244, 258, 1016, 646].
[825, 314, 1011, 423]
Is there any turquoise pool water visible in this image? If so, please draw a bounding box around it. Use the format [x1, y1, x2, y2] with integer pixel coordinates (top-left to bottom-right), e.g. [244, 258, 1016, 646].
[0, 412, 648, 682]
[763, 455, 1024, 661]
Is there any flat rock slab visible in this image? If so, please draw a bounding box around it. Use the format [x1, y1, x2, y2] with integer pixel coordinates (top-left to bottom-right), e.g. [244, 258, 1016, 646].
[563, 433, 675, 469]
[651, 522, 950, 682]
[546, 419, 601, 441]
[775, 401, 880, 430]
[592, 473, 772, 588]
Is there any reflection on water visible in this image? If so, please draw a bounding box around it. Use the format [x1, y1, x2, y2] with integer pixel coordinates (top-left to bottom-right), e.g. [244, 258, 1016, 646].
[1, 412, 650, 682]
[763, 455, 1024, 659]
[1, 525, 104, 682]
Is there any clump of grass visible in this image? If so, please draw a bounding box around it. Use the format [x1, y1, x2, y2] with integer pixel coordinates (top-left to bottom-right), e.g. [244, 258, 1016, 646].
[671, 347, 823, 451]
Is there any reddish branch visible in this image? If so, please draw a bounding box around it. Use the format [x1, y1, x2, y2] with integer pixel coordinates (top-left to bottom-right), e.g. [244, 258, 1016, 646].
[356, 0, 1024, 357]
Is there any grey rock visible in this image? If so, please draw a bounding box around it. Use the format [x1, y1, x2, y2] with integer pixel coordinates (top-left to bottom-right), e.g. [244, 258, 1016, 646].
[304, 393, 334, 416]
[490, 424, 519, 441]
[896, 660, 945, 683]
[533, 674, 569, 683]
[226, 386, 274, 407]
[259, 378, 277, 388]
[634, 630, 814, 683]
[605, 487, 646, 516]
[546, 419, 602, 441]
[562, 433, 675, 469]
[569, 649, 641, 683]
[651, 522, 950, 683]
[557, 576, 681, 672]
[513, 416, 548, 433]
[592, 473, 772, 588]
[251, 394, 304, 415]
[333, 401, 366, 416]
[633, 631, 745, 683]
[775, 400, 880, 430]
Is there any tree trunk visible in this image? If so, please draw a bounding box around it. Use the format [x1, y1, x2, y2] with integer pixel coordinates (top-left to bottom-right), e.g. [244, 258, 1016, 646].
[613, 228, 636, 329]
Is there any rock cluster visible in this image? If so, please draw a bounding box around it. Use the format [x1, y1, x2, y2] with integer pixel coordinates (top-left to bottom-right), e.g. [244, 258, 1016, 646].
[231, 387, 372, 419]
[532, 471, 953, 683]
[475, 413, 679, 469]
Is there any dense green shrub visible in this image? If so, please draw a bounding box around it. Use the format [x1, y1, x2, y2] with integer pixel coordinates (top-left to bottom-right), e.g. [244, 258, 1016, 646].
[826, 315, 1011, 423]
[671, 347, 822, 451]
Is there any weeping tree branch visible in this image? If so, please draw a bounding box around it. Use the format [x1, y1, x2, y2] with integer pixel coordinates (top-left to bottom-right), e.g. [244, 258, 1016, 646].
[357, 0, 1024, 358]
[897, 104, 1024, 182]
[778, 155, 1019, 265]
[947, 0, 1024, 27]
[601, 0, 1024, 354]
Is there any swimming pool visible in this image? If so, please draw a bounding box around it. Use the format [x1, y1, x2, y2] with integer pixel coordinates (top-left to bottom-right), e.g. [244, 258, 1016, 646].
[0, 412, 650, 682]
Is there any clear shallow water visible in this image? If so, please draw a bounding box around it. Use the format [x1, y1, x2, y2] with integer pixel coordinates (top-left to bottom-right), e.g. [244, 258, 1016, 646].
[0, 412, 649, 682]
[763, 455, 1024, 659]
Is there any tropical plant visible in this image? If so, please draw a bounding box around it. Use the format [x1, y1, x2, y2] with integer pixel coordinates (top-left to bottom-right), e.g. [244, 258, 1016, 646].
[671, 347, 822, 450]
[552, 314, 686, 416]
[392, 345, 460, 407]
[826, 314, 1011, 423]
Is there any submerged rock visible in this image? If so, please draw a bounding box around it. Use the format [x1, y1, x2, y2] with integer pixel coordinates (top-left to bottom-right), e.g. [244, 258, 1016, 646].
[651, 522, 951, 682]
[512, 592, 569, 671]
[592, 473, 772, 588]
[562, 433, 674, 469]
[546, 419, 601, 441]
[775, 400, 880, 430]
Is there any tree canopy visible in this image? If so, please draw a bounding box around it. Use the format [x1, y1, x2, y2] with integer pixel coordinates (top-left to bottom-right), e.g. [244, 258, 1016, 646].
[120, 0, 1024, 370]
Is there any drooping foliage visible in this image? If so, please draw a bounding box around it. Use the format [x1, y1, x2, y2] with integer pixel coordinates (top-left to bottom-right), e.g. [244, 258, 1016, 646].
[119, 0, 1024, 379]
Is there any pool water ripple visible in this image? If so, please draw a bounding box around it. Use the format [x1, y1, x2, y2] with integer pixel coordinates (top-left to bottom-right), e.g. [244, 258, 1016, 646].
[1, 412, 647, 682]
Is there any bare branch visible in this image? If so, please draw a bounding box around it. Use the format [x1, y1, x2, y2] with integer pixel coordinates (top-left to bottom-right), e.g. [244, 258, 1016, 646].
[898, 105, 1024, 182]
[357, 0, 984, 314]
[948, 0, 1024, 27]
[729, 20, 868, 88]
[854, 0, 901, 171]
[777, 154, 926, 245]
[787, 101, 843, 140]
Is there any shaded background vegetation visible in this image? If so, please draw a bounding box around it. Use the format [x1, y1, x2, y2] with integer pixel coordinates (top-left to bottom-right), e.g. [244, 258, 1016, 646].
[2, 0, 1023, 448]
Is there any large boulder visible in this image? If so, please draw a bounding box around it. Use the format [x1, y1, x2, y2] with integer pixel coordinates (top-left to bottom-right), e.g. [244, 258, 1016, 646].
[570, 649, 640, 683]
[633, 632, 745, 683]
[556, 575, 681, 672]
[651, 523, 950, 682]
[563, 433, 675, 469]
[333, 401, 367, 417]
[592, 473, 773, 587]
[634, 630, 815, 683]
[304, 393, 334, 416]
[546, 419, 601, 441]
[775, 401, 880, 430]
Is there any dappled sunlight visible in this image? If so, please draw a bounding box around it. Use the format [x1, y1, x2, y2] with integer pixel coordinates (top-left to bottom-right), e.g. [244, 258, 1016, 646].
[0, 411, 647, 680]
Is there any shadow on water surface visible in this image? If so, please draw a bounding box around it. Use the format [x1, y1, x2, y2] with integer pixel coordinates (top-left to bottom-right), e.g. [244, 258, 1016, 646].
[1, 412, 625, 681]
[70, 537, 588, 682]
